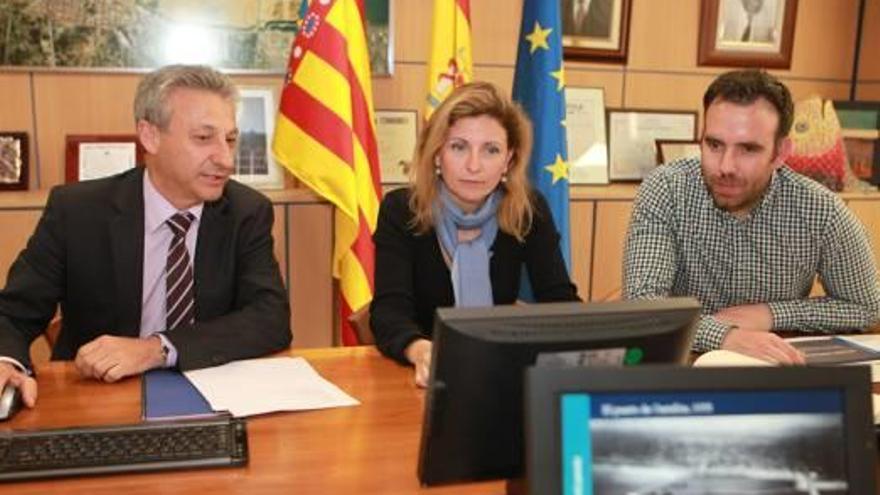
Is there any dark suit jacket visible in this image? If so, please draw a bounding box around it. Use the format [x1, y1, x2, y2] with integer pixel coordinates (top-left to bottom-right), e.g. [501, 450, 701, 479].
[369, 188, 580, 363]
[0, 168, 291, 370]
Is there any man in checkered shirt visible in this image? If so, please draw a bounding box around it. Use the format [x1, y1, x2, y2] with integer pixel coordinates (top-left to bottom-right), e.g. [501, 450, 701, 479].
[623, 69, 880, 363]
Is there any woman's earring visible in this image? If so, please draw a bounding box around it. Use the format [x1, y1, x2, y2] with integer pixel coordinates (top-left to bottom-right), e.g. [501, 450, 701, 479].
[435, 166, 442, 176]
[501, 173, 508, 184]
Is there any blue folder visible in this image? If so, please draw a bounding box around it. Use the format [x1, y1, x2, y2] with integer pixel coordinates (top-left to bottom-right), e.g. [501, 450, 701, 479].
[141, 369, 215, 421]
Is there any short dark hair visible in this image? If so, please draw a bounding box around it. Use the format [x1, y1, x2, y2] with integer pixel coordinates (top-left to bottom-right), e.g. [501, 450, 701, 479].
[702, 69, 794, 141]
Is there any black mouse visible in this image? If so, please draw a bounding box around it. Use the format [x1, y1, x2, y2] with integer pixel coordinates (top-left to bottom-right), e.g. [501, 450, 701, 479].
[0, 383, 22, 421]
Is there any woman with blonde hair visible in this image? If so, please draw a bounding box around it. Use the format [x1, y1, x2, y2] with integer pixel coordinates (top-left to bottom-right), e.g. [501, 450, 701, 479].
[370, 81, 579, 387]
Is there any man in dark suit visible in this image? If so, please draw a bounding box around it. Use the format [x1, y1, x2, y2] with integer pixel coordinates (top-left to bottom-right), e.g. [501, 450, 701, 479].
[562, 0, 613, 39]
[0, 65, 291, 409]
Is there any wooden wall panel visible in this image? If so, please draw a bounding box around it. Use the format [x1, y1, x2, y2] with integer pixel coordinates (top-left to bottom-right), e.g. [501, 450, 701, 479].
[570, 200, 594, 300]
[589, 201, 633, 302]
[0, 73, 36, 188]
[856, 83, 880, 101]
[32, 73, 141, 190]
[624, 72, 714, 114]
[628, 0, 702, 71]
[287, 203, 334, 348]
[857, 0, 880, 82]
[567, 69, 626, 107]
[786, 0, 858, 79]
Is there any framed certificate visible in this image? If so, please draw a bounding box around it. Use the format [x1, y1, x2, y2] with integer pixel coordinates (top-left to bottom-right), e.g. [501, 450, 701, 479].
[565, 87, 608, 184]
[607, 109, 697, 181]
[65, 135, 144, 183]
[655, 139, 702, 165]
[0, 132, 29, 191]
[375, 109, 418, 184]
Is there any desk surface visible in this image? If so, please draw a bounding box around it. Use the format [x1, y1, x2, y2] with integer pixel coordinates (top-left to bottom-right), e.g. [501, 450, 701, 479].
[3, 347, 504, 495]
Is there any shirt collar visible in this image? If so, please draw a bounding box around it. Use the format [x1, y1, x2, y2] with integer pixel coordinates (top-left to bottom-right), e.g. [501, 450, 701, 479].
[143, 169, 204, 234]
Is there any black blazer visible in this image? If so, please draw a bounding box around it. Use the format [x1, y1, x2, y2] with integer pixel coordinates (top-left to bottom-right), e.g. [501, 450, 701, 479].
[370, 188, 580, 363]
[0, 168, 291, 370]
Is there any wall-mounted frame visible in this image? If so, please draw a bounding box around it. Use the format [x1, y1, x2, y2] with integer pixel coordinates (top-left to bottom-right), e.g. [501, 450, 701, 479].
[0, 132, 28, 191]
[236, 88, 285, 190]
[561, 0, 631, 63]
[375, 109, 418, 185]
[0, 0, 392, 76]
[834, 100, 880, 186]
[697, 0, 798, 69]
[607, 109, 697, 181]
[656, 139, 702, 165]
[565, 87, 608, 184]
[65, 135, 144, 183]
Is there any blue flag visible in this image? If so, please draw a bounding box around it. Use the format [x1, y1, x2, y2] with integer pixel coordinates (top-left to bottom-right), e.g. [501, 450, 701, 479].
[512, 0, 571, 269]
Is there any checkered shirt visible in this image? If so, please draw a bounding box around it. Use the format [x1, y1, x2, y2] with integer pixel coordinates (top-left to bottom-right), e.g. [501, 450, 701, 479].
[623, 158, 880, 351]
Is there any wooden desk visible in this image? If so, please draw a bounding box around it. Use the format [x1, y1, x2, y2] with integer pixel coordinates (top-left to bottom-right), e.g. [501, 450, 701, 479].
[3, 347, 504, 495]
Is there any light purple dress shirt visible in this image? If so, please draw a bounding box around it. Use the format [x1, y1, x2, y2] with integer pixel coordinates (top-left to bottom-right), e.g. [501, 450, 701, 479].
[142, 170, 203, 367]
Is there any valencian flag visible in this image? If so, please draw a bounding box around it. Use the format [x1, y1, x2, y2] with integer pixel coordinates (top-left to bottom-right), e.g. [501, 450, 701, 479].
[272, 0, 382, 346]
[424, 0, 473, 120]
[512, 0, 571, 267]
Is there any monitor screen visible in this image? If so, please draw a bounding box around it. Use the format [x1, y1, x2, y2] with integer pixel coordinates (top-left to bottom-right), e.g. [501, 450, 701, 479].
[417, 297, 701, 486]
[526, 366, 877, 495]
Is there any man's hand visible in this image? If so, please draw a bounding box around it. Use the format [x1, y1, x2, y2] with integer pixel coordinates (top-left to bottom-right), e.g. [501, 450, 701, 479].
[404, 339, 433, 388]
[721, 328, 805, 364]
[0, 362, 37, 408]
[714, 303, 773, 332]
[74, 335, 165, 382]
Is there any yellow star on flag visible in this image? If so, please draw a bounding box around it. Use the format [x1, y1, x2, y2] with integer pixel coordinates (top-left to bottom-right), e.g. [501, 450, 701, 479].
[544, 154, 570, 184]
[525, 21, 552, 54]
[550, 66, 565, 91]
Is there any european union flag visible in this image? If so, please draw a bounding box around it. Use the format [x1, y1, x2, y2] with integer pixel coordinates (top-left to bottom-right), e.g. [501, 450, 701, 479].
[512, 0, 571, 268]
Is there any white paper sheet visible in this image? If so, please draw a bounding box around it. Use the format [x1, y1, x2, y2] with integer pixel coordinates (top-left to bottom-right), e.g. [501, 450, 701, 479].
[184, 357, 359, 417]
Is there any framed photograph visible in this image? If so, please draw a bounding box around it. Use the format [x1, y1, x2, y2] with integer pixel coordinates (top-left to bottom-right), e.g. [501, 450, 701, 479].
[656, 139, 702, 165]
[834, 101, 880, 186]
[565, 87, 608, 184]
[561, 0, 631, 63]
[374, 110, 418, 184]
[65, 135, 144, 183]
[0, 0, 392, 76]
[236, 88, 286, 190]
[607, 109, 698, 181]
[698, 0, 798, 69]
[0, 132, 28, 191]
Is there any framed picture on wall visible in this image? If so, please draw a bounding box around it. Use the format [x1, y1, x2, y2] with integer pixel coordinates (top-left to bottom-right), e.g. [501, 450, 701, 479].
[561, 0, 631, 63]
[834, 100, 880, 186]
[65, 135, 144, 183]
[655, 139, 702, 165]
[565, 87, 608, 184]
[375, 109, 418, 185]
[0, 132, 28, 191]
[607, 109, 698, 181]
[697, 0, 798, 69]
[234, 88, 286, 190]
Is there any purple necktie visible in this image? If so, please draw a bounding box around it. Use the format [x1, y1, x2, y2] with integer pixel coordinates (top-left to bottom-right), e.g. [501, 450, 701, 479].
[165, 212, 195, 330]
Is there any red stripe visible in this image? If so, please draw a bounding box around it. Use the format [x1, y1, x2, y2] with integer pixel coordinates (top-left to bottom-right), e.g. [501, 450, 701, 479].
[340, 297, 358, 346]
[280, 83, 355, 167]
[349, 78, 382, 195]
[456, 0, 470, 21]
[352, 210, 375, 291]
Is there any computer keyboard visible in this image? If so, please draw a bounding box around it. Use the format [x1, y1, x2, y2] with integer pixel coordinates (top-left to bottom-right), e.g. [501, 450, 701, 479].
[0, 416, 247, 482]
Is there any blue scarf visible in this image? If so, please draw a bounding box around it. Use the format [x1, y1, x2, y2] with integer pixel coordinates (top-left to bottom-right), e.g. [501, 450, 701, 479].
[434, 184, 500, 307]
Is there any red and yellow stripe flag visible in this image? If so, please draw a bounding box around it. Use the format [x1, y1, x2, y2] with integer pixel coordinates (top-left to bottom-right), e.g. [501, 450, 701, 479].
[272, 0, 381, 346]
[424, 0, 473, 120]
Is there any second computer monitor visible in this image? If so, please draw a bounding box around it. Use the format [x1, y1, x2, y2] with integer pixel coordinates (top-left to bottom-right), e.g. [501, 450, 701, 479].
[417, 297, 701, 486]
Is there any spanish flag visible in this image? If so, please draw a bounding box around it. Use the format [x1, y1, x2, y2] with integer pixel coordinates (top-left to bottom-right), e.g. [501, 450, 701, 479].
[272, 0, 381, 346]
[424, 0, 473, 120]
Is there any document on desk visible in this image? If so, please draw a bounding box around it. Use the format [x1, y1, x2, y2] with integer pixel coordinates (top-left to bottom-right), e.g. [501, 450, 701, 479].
[184, 357, 359, 417]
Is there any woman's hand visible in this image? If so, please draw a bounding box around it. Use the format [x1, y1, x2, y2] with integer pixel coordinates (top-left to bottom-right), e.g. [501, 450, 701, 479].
[404, 339, 433, 388]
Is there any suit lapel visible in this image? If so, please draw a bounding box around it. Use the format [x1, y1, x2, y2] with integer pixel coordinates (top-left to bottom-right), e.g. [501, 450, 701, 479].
[110, 168, 145, 337]
[194, 194, 230, 318]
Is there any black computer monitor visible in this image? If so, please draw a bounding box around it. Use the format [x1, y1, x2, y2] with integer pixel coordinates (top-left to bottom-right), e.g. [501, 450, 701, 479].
[524, 366, 876, 495]
[417, 297, 701, 486]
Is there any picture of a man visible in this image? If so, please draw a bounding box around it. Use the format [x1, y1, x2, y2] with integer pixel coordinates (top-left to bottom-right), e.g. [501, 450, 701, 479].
[562, 0, 613, 39]
[719, 0, 780, 44]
